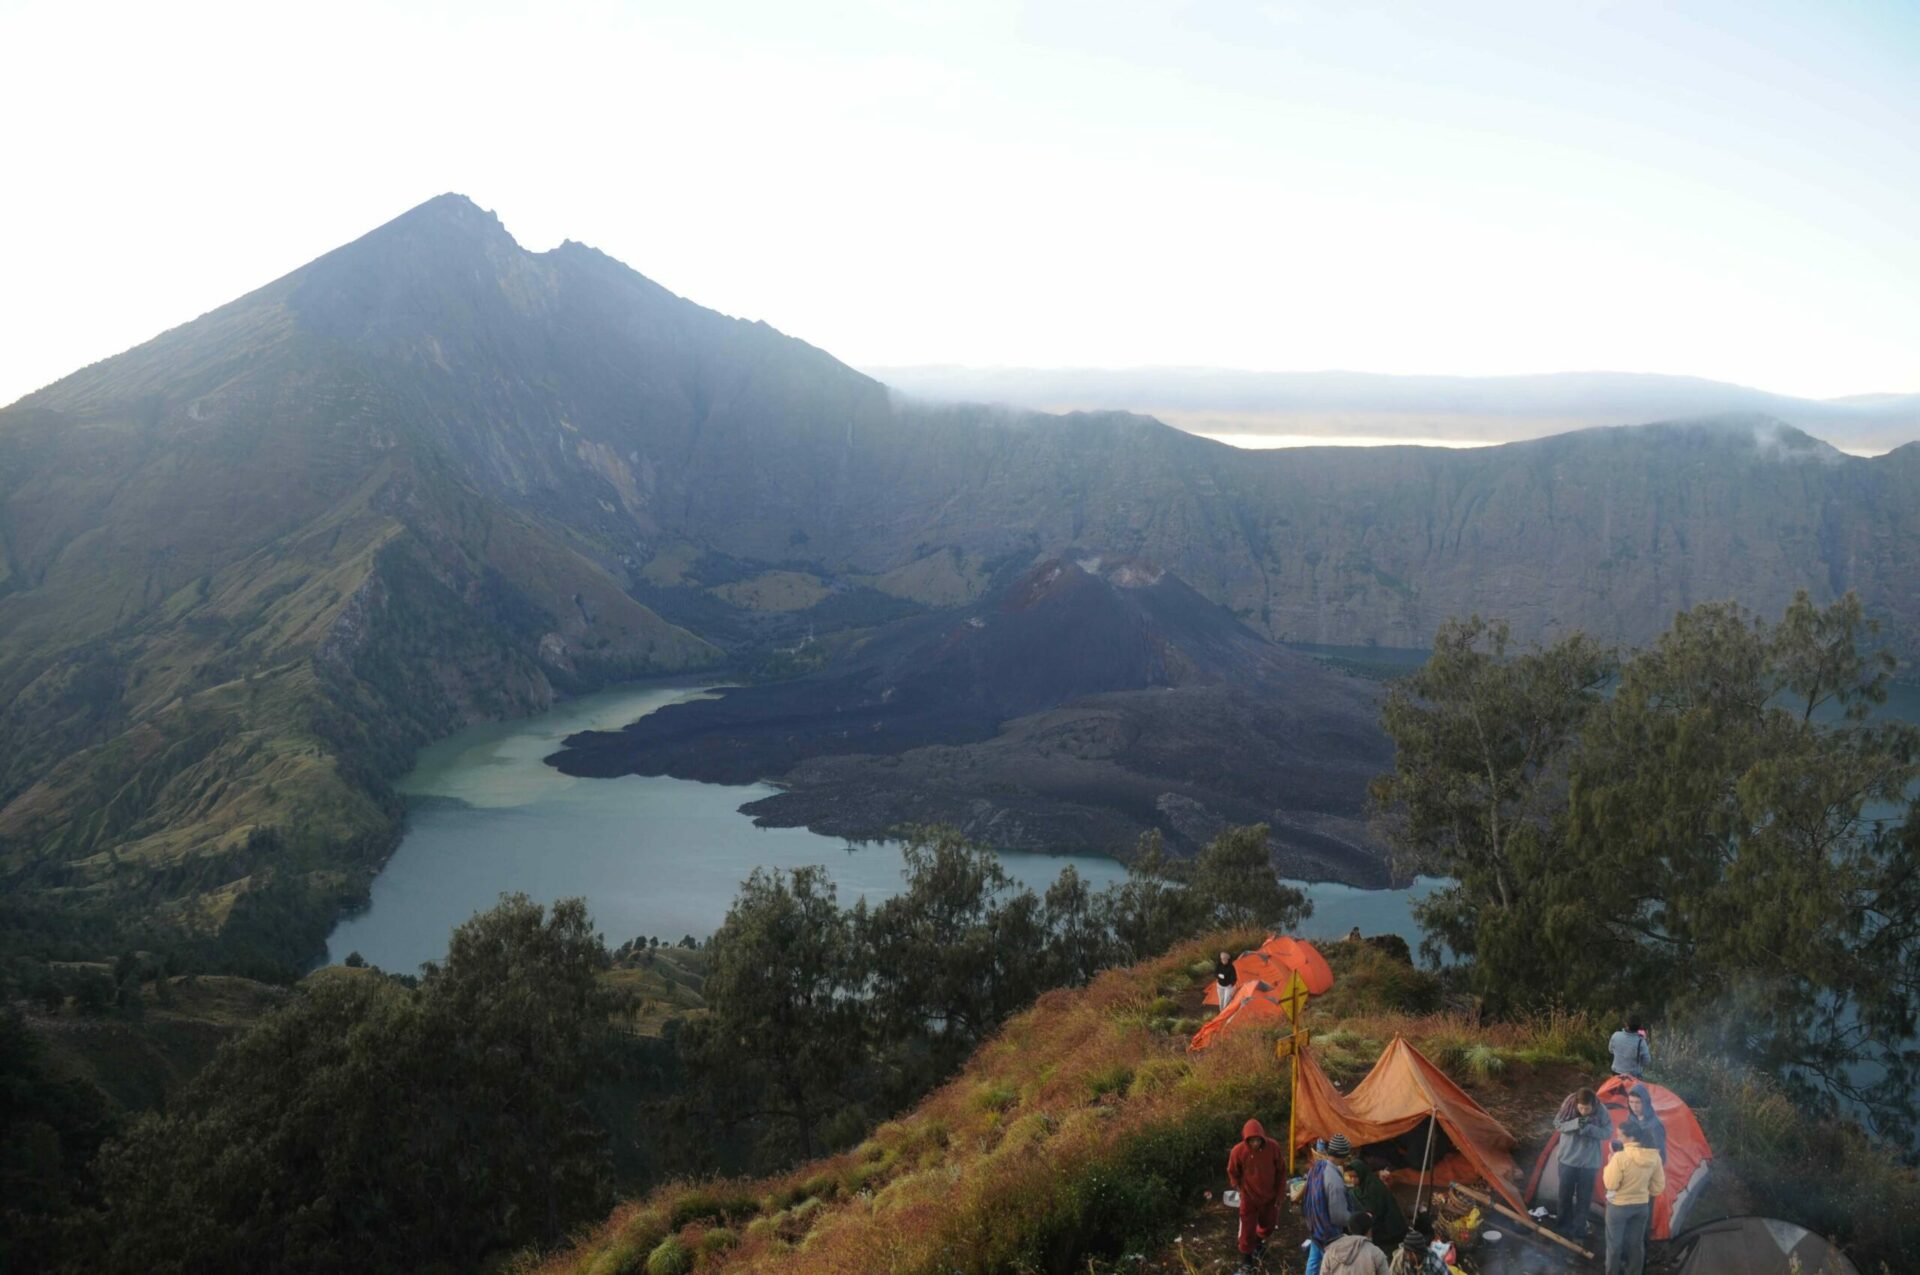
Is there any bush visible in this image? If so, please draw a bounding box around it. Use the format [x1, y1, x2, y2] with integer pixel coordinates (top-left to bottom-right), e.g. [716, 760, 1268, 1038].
[1318, 942, 1441, 1017]
[697, 1227, 736, 1254]
[643, 1236, 693, 1275]
[972, 1081, 1018, 1113]
[1086, 1063, 1135, 1101]
[666, 1186, 758, 1230]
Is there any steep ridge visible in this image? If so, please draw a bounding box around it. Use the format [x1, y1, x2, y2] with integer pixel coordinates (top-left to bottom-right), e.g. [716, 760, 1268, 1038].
[4, 193, 1918, 959]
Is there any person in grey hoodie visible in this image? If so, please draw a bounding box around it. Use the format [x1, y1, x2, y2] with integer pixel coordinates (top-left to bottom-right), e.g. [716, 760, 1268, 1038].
[1322, 1211, 1391, 1275]
[1609, 1016, 1651, 1077]
[1553, 1088, 1612, 1240]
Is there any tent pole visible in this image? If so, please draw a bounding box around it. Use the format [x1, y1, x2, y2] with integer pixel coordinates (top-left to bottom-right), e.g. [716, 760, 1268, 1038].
[1287, 1046, 1298, 1178]
[1412, 1105, 1438, 1220]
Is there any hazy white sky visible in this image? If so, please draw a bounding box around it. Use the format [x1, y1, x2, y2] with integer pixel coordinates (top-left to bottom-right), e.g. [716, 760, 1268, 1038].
[1, 0, 1915, 408]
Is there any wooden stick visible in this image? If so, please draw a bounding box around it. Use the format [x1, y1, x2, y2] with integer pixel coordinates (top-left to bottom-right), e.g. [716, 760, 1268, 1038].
[1450, 1183, 1595, 1261]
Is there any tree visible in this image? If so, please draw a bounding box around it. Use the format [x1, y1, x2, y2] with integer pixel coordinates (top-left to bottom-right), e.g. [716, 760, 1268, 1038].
[1189, 823, 1310, 932]
[1039, 864, 1121, 987]
[1102, 831, 1206, 962]
[860, 826, 1050, 1062]
[1568, 593, 1920, 1135]
[95, 894, 629, 1274]
[1376, 595, 1920, 1138]
[689, 866, 862, 1160]
[1369, 616, 1614, 1005]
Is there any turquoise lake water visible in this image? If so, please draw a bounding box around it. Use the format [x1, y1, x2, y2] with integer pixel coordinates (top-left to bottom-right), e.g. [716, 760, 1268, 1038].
[324, 681, 1441, 973]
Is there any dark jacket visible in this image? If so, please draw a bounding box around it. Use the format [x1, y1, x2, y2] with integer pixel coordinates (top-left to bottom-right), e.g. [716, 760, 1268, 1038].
[1349, 1160, 1408, 1249]
[1627, 1084, 1669, 1162]
[1215, 956, 1237, 988]
[1228, 1119, 1285, 1203]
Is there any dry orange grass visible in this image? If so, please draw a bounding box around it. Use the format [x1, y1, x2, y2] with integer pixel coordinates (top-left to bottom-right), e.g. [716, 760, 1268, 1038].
[541, 933, 1288, 1275]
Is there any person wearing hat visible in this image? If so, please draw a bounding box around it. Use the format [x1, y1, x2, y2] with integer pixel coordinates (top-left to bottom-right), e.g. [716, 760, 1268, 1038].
[1302, 1133, 1356, 1275]
[1227, 1118, 1285, 1269]
[1388, 1230, 1448, 1275]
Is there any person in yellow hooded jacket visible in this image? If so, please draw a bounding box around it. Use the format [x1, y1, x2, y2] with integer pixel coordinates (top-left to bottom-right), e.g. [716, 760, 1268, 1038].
[1601, 1120, 1665, 1275]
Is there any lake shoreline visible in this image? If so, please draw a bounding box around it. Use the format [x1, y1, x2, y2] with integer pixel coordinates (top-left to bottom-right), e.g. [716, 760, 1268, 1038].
[326, 680, 1436, 973]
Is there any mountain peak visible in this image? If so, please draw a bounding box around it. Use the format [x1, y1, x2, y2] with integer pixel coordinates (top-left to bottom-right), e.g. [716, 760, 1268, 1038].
[351, 191, 517, 251]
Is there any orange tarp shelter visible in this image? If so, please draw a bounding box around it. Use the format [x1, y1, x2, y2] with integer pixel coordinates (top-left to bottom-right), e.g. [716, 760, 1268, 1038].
[1290, 1035, 1527, 1214]
[1188, 978, 1296, 1051]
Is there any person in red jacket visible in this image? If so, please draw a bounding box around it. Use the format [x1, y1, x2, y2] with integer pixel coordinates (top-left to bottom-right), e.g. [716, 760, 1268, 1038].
[1227, 1117, 1285, 1267]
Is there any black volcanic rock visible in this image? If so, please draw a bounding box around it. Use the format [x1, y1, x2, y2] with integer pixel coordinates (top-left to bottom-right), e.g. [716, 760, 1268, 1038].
[550, 558, 1391, 874]
[553, 556, 1302, 781]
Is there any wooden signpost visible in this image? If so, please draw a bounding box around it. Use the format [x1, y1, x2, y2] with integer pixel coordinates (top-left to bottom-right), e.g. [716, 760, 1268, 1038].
[1272, 969, 1312, 1176]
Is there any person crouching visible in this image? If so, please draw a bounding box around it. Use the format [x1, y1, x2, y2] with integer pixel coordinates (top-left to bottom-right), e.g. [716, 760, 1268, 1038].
[1323, 1211, 1390, 1274]
[1227, 1118, 1284, 1268]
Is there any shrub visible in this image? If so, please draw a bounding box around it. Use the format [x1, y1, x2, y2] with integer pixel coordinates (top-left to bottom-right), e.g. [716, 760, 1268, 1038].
[612, 1209, 671, 1263]
[1462, 1043, 1507, 1083]
[1086, 1063, 1135, 1101]
[1318, 942, 1441, 1016]
[642, 1236, 692, 1275]
[696, 1227, 736, 1254]
[972, 1081, 1018, 1113]
[666, 1186, 758, 1230]
[1128, 1059, 1188, 1098]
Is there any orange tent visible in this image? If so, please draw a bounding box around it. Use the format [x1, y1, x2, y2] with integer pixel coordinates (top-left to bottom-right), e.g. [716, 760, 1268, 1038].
[1526, 1074, 1713, 1241]
[1197, 937, 1335, 1013]
[1188, 978, 1298, 1051]
[1290, 1036, 1526, 1213]
[1258, 936, 1334, 995]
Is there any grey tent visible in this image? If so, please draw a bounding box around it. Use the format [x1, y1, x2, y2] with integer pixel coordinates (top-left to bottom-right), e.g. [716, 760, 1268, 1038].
[1673, 1217, 1859, 1275]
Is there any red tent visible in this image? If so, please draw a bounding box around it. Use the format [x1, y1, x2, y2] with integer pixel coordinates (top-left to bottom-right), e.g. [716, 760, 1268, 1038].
[1188, 978, 1297, 1051]
[1526, 1075, 1713, 1241]
[1290, 1036, 1527, 1213]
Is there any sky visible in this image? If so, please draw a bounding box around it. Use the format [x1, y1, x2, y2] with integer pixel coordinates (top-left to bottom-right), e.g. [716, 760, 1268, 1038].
[1, 0, 1916, 411]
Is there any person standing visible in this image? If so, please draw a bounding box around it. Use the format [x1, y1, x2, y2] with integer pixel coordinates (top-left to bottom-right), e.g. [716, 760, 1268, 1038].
[1552, 1088, 1611, 1240]
[1342, 1153, 1408, 1253]
[1215, 950, 1238, 1009]
[1610, 1016, 1651, 1077]
[1302, 1134, 1356, 1275]
[1227, 1118, 1285, 1270]
[1624, 1084, 1667, 1162]
[1602, 1121, 1666, 1275]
